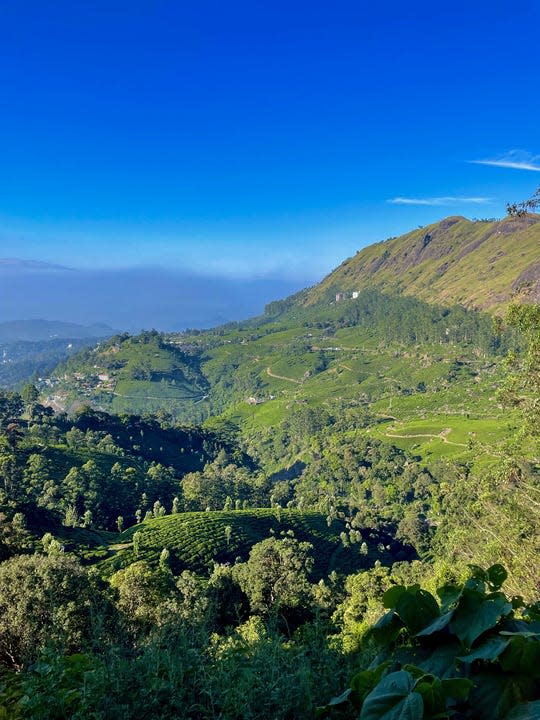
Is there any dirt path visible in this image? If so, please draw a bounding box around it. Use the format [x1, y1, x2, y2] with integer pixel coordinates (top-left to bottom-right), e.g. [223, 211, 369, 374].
[111, 390, 207, 402]
[385, 427, 467, 447]
[266, 367, 302, 384]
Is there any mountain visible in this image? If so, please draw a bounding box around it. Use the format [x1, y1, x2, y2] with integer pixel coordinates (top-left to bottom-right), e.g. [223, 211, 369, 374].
[0, 320, 116, 390]
[38, 215, 531, 459]
[0, 319, 115, 343]
[305, 214, 540, 311]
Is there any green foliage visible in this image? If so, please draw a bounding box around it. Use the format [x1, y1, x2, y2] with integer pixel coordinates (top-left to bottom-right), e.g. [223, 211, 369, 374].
[321, 565, 540, 719]
[0, 222, 538, 719]
[233, 535, 314, 616]
[501, 303, 540, 439]
[0, 554, 111, 668]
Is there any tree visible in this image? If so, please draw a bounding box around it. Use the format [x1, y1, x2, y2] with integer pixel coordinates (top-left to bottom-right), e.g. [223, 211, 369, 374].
[159, 547, 170, 572]
[64, 504, 79, 528]
[0, 554, 109, 668]
[0, 391, 24, 430]
[21, 383, 39, 407]
[133, 530, 142, 557]
[507, 187, 540, 217]
[233, 536, 314, 616]
[109, 561, 174, 630]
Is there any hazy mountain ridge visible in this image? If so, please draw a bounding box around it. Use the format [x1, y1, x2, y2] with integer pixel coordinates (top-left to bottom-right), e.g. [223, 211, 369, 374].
[307, 214, 540, 311]
[0, 319, 115, 343]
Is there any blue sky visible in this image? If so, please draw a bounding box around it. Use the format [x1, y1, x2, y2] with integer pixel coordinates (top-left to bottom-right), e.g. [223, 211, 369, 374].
[0, 0, 539, 282]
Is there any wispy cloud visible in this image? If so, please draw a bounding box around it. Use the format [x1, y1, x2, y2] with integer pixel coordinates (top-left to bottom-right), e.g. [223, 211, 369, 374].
[470, 150, 540, 172]
[388, 196, 491, 206]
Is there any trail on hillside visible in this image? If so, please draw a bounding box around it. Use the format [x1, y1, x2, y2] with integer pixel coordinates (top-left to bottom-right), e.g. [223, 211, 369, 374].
[266, 367, 302, 384]
[385, 427, 467, 447]
[111, 390, 207, 402]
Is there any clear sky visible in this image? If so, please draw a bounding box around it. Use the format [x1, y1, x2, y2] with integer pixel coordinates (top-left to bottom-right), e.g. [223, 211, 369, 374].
[0, 0, 539, 281]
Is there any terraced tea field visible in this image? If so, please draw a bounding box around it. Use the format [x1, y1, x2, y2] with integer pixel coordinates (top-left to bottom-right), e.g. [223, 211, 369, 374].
[101, 509, 413, 578]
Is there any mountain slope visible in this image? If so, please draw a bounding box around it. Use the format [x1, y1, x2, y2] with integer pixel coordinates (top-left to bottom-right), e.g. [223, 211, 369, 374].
[307, 214, 540, 311]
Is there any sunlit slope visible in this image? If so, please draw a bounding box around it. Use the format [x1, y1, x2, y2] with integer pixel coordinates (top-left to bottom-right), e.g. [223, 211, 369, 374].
[102, 509, 413, 578]
[44, 332, 208, 418]
[307, 215, 540, 311]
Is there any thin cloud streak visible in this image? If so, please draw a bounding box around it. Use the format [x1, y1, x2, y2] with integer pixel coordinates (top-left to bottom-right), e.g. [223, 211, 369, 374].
[470, 159, 540, 172]
[470, 151, 540, 172]
[388, 196, 492, 206]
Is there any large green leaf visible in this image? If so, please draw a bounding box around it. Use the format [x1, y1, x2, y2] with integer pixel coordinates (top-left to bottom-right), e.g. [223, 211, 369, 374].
[500, 637, 540, 678]
[439, 677, 473, 701]
[505, 700, 540, 719]
[369, 611, 404, 645]
[351, 663, 390, 706]
[437, 584, 463, 612]
[383, 585, 408, 609]
[469, 671, 536, 720]
[415, 677, 446, 716]
[458, 636, 510, 663]
[487, 564, 508, 592]
[395, 589, 440, 635]
[360, 671, 424, 720]
[394, 642, 461, 678]
[416, 611, 454, 638]
[450, 590, 512, 648]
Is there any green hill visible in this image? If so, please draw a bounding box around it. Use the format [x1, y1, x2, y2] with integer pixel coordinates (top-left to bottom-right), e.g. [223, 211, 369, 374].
[42, 330, 209, 420]
[101, 508, 414, 579]
[307, 214, 540, 312]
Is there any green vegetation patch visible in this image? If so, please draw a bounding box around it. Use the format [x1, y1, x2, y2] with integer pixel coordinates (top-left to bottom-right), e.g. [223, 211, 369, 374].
[101, 509, 411, 579]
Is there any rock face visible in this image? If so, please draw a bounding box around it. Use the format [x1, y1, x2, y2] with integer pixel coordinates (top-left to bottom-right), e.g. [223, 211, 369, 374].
[307, 214, 540, 313]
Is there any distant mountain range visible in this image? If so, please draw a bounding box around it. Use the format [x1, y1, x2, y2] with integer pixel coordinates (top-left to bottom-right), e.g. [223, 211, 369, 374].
[0, 258, 71, 272]
[0, 319, 115, 343]
[306, 214, 540, 312]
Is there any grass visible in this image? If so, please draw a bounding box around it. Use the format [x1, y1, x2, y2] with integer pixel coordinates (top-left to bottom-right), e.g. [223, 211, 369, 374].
[307, 215, 540, 312]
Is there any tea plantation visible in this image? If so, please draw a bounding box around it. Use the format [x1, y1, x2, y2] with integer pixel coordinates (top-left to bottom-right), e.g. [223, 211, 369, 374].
[102, 508, 414, 578]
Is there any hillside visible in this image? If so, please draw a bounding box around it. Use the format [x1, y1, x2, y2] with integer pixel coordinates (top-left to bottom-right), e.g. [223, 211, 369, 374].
[0, 320, 116, 390]
[39, 216, 539, 426]
[42, 330, 208, 418]
[101, 509, 414, 578]
[3, 230, 539, 720]
[307, 214, 540, 311]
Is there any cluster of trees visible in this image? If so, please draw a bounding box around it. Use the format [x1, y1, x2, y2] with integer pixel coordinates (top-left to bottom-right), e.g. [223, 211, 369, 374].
[0, 535, 357, 718]
[0, 395, 242, 537]
[2, 535, 538, 718]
